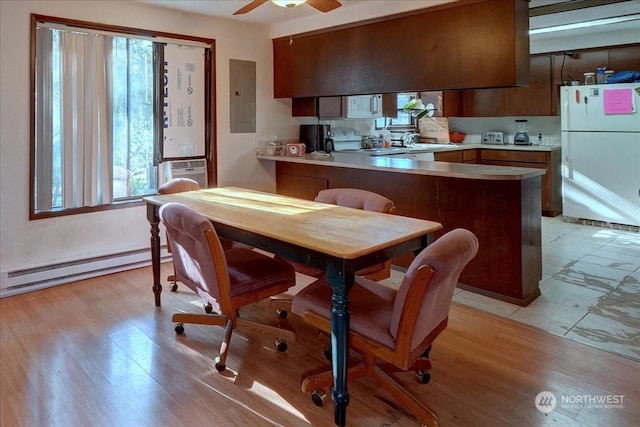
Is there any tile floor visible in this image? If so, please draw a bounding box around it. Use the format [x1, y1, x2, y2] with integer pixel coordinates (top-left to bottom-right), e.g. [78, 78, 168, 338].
[388, 216, 640, 362]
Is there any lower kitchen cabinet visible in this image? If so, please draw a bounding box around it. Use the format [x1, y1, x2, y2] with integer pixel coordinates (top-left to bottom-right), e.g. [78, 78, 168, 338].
[480, 149, 562, 217]
[433, 149, 477, 163]
[433, 148, 561, 216]
[434, 150, 464, 162]
[274, 161, 542, 306]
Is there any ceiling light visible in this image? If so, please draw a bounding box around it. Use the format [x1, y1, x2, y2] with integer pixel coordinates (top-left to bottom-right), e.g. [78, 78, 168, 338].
[530, 14, 640, 35]
[272, 0, 306, 8]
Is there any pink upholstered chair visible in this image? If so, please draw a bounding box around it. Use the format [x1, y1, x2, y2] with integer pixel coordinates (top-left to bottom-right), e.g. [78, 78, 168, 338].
[160, 202, 297, 372]
[277, 188, 396, 281]
[158, 178, 238, 296]
[158, 178, 202, 292]
[291, 228, 479, 425]
[266, 188, 396, 318]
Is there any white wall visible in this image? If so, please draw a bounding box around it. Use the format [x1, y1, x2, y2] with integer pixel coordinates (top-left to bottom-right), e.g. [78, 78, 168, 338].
[0, 1, 300, 282]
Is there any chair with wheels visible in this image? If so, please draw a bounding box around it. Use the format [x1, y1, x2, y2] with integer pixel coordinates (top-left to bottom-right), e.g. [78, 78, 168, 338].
[160, 202, 297, 372]
[158, 178, 202, 292]
[265, 188, 396, 319]
[291, 228, 479, 426]
[158, 178, 240, 295]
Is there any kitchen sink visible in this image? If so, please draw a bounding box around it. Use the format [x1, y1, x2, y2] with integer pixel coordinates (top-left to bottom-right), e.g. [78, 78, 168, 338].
[337, 143, 457, 156]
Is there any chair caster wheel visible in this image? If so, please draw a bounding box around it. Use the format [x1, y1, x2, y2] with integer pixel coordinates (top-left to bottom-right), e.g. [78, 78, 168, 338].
[175, 324, 184, 334]
[170, 283, 178, 292]
[416, 370, 431, 384]
[204, 303, 213, 314]
[276, 308, 288, 319]
[214, 357, 226, 372]
[323, 346, 332, 362]
[311, 389, 327, 407]
[275, 339, 288, 352]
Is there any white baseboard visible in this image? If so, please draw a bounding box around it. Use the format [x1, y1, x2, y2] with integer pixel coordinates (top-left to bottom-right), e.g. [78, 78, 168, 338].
[1, 248, 171, 298]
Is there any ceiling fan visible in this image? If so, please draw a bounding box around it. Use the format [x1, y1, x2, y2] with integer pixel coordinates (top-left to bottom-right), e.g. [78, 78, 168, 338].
[234, 0, 342, 15]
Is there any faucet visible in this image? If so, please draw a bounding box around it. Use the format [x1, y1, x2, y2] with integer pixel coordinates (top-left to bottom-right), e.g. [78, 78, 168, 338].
[401, 132, 419, 147]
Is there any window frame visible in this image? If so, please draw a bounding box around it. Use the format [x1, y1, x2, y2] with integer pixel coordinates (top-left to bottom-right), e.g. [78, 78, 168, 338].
[29, 14, 216, 220]
[374, 92, 421, 132]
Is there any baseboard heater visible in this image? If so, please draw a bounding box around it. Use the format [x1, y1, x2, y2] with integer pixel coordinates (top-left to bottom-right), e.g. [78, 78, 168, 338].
[1, 247, 171, 298]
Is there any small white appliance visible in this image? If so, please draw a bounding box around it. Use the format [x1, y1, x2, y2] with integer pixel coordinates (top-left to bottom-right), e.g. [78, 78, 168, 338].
[560, 83, 640, 227]
[481, 131, 508, 145]
[345, 95, 383, 119]
[330, 128, 363, 151]
[161, 158, 208, 188]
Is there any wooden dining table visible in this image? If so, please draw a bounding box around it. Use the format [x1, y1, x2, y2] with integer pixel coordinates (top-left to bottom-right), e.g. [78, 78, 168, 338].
[143, 187, 442, 426]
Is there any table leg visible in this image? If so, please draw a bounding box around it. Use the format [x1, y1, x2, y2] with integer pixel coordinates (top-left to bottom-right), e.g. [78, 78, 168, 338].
[146, 203, 162, 307]
[326, 261, 354, 427]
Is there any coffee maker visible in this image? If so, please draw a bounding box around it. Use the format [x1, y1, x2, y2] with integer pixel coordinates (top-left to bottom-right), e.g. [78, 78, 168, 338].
[299, 124, 332, 153]
[514, 120, 530, 145]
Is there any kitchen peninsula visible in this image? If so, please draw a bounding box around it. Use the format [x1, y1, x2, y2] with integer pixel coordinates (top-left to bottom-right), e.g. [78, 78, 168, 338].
[258, 149, 546, 305]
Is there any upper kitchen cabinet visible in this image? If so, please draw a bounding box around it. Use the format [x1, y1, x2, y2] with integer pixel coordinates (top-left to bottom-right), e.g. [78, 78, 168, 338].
[461, 55, 553, 116]
[504, 55, 554, 116]
[292, 96, 343, 118]
[274, 0, 530, 98]
[551, 45, 640, 88]
[607, 45, 640, 72]
[551, 50, 608, 87]
[419, 91, 462, 117]
[292, 94, 397, 118]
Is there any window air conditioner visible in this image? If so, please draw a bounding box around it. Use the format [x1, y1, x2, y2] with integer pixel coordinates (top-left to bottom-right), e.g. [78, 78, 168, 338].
[162, 159, 207, 188]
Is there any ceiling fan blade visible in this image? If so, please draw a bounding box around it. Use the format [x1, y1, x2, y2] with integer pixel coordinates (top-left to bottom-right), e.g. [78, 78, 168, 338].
[233, 0, 269, 15]
[306, 0, 342, 13]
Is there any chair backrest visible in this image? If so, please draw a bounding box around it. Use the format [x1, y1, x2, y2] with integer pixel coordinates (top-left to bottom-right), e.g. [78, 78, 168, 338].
[158, 177, 200, 194]
[315, 188, 395, 213]
[159, 203, 228, 305]
[390, 228, 478, 351]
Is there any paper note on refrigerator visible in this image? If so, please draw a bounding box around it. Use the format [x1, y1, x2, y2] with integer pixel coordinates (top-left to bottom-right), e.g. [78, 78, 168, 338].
[603, 88, 635, 115]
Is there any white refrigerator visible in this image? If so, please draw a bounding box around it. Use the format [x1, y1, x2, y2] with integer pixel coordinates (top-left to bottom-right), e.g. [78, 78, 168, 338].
[560, 83, 640, 227]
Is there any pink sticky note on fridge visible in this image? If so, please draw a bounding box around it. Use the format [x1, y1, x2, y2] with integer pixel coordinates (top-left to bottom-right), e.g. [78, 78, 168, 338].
[603, 88, 634, 114]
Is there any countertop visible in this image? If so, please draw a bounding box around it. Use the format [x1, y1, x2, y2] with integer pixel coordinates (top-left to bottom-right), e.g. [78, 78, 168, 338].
[443, 143, 560, 152]
[257, 149, 546, 181]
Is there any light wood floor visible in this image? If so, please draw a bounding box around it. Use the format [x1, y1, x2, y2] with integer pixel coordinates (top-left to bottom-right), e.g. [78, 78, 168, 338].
[1, 264, 638, 427]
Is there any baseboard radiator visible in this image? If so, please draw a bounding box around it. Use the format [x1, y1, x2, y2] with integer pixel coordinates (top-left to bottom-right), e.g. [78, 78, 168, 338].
[1, 247, 171, 298]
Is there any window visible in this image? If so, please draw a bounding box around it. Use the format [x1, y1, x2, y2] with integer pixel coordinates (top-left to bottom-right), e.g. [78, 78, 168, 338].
[31, 15, 213, 218]
[375, 93, 419, 130]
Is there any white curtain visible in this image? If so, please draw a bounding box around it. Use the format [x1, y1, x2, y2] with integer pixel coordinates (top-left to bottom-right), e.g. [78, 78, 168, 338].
[35, 29, 54, 211]
[59, 31, 113, 208]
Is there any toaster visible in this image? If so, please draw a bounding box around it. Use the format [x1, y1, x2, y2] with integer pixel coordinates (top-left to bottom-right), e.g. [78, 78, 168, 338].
[481, 131, 508, 145]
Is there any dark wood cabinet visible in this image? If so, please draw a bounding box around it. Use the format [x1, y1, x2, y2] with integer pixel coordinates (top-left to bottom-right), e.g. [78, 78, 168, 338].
[551, 50, 608, 87]
[461, 55, 553, 117]
[463, 149, 479, 163]
[292, 96, 343, 118]
[292, 94, 397, 118]
[274, 0, 530, 98]
[274, 160, 542, 305]
[504, 56, 554, 116]
[607, 45, 640, 72]
[479, 149, 561, 216]
[433, 149, 479, 163]
[432, 148, 560, 216]
[434, 150, 463, 163]
[418, 91, 463, 117]
[457, 44, 639, 117]
[462, 88, 505, 117]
